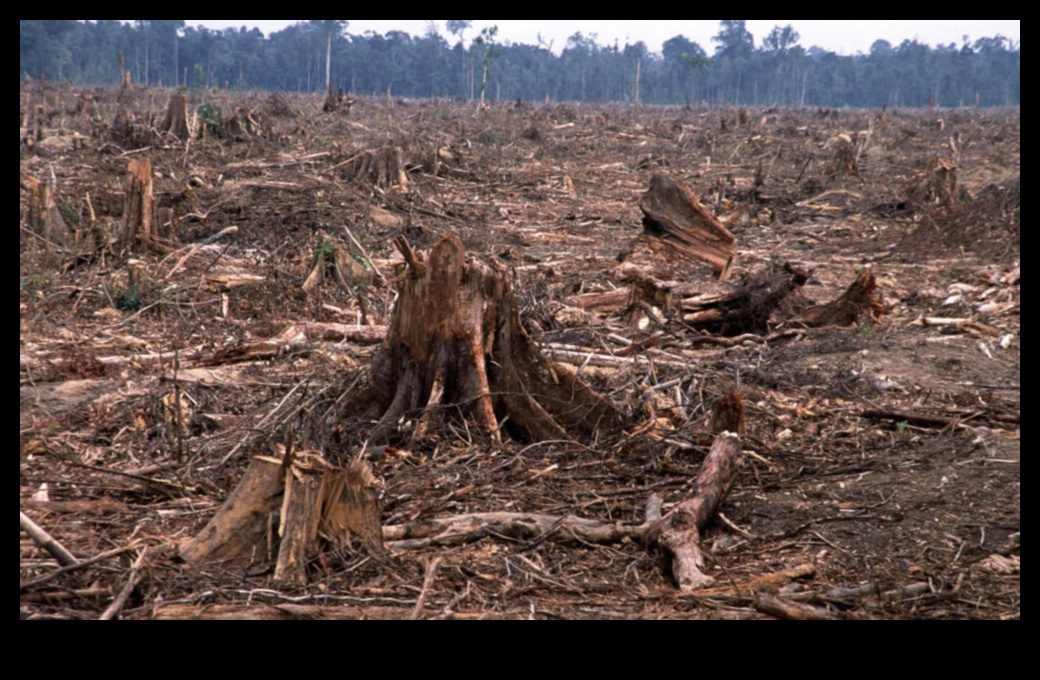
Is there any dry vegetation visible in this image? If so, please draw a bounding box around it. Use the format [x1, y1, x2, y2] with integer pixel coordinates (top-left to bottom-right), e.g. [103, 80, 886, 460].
[20, 84, 1019, 619]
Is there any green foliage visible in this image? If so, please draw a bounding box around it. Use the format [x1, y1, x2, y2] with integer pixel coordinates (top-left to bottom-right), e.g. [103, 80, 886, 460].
[21, 272, 54, 300]
[57, 196, 81, 227]
[315, 241, 335, 260]
[895, 420, 909, 433]
[197, 101, 221, 127]
[111, 284, 143, 311]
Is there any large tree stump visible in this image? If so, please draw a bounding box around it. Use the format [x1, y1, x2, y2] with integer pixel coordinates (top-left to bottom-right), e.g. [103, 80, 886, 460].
[361, 235, 623, 445]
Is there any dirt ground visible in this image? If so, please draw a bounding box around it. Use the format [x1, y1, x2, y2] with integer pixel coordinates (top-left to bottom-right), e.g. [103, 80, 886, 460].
[20, 87, 1019, 619]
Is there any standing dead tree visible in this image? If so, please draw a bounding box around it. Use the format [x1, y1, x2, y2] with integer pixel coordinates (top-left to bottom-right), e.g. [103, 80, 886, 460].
[358, 235, 624, 445]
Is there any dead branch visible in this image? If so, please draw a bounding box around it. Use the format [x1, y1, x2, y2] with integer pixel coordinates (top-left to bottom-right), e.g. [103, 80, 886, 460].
[646, 430, 744, 591]
[20, 510, 79, 567]
[753, 591, 838, 620]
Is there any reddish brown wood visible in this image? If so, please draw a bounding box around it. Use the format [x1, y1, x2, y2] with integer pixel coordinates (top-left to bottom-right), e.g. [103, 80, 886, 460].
[361, 235, 622, 444]
[636, 173, 738, 280]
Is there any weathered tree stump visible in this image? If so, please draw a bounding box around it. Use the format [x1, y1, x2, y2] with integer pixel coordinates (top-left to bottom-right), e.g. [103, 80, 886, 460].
[682, 261, 810, 335]
[361, 235, 623, 445]
[119, 158, 155, 252]
[159, 93, 192, 141]
[346, 146, 409, 190]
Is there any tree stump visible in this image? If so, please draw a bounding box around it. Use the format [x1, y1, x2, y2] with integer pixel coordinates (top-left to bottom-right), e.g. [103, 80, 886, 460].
[159, 93, 192, 141]
[119, 158, 155, 252]
[181, 451, 382, 584]
[793, 270, 888, 327]
[346, 146, 409, 190]
[360, 235, 623, 445]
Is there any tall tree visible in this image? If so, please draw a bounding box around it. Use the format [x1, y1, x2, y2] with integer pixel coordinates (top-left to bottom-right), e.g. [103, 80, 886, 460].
[312, 20, 348, 92]
[474, 25, 499, 107]
[712, 20, 754, 59]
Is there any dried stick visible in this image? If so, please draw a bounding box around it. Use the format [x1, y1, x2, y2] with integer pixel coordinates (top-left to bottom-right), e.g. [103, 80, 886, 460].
[20, 511, 78, 567]
[99, 547, 149, 620]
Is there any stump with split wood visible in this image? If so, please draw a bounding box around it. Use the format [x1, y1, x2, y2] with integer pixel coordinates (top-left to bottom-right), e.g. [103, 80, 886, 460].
[360, 235, 623, 445]
[346, 146, 409, 190]
[181, 451, 382, 584]
[630, 173, 738, 281]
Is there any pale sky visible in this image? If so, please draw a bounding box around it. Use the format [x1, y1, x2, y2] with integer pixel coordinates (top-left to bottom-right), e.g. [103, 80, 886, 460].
[183, 20, 1020, 56]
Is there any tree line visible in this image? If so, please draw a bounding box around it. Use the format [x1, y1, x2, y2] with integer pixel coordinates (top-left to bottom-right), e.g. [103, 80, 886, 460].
[20, 20, 1020, 108]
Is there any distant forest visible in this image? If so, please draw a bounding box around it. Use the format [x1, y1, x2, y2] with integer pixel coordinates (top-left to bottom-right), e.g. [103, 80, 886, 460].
[20, 20, 1020, 108]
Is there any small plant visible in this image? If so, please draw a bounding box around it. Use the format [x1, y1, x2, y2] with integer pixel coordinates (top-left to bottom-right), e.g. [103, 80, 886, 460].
[111, 284, 142, 311]
[858, 323, 873, 337]
[21, 272, 54, 300]
[58, 196, 81, 227]
[895, 420, 909, 433]
[197, 101, 222, 136]
[316, 241, 335, 260]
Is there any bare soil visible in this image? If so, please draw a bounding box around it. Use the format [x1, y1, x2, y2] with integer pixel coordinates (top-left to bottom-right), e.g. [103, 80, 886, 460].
[20, 87, 1019, 619]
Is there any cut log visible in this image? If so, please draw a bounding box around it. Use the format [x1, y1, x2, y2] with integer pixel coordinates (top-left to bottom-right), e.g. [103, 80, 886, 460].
[359, 235, 623, 445]
[631, 173, 738, 281]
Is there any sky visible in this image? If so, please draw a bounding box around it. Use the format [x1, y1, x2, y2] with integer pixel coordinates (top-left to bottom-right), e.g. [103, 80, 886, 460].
[182, 20, 1020, 56]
